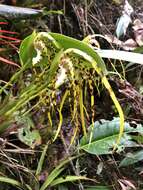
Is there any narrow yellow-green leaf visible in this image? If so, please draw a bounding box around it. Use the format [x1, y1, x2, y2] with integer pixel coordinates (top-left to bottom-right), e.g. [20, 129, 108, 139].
[51, 175, 95, 186]
[36, 143, 49, 176]
[101, 76, 124, 149]
[79, 87, 87, 137]
[0, 176, 23, 189]
[40, 156, 78, 190]
[53, 90, 69, 141]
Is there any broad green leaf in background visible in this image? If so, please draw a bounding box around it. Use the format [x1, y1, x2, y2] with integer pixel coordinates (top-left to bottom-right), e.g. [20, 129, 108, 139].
[119, 150, 143, 167]
[18, 127, 41, 148]
[80, 117, 143, 155]
[17, 116, 41, 148]
[131, 134, 143, 144]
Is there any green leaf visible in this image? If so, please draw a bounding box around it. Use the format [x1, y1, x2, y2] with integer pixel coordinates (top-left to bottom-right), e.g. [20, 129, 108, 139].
[119, 150, 143, 167]
[134, 45, 143, 53]
[36, 144, 49, 176]
[58, 184, 68, 190]
[0, 176, 23, 189]
[17, 116, 41, 148]
[43, 10, 63, 15]
[51, 175, 94, 186]
[41, 167, 65, 190]
[49, 32, 107, 75]
[84, 186, 111, 190]
[18, 127, 41, 148]
[25, 184, 33, 190]
[131, 135, 143, 144]
[80, 117, 143, 155]
[19, 31, 37, 67]
[40, 156, 78, 190]
[95, 49, 143, 65]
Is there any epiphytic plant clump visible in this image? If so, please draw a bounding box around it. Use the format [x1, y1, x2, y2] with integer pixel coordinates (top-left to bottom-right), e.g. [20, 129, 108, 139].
[0, 31, 124, 148]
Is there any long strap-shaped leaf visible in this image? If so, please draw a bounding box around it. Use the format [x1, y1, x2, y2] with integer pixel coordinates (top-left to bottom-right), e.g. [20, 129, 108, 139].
[0, 176, 23, 189]
[40, 156, 78, 190]
[51, 175, 96, 186]
[96, 49, 143, 64]
[0, 5, 62, 20]
[0, 4, 42, 19]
